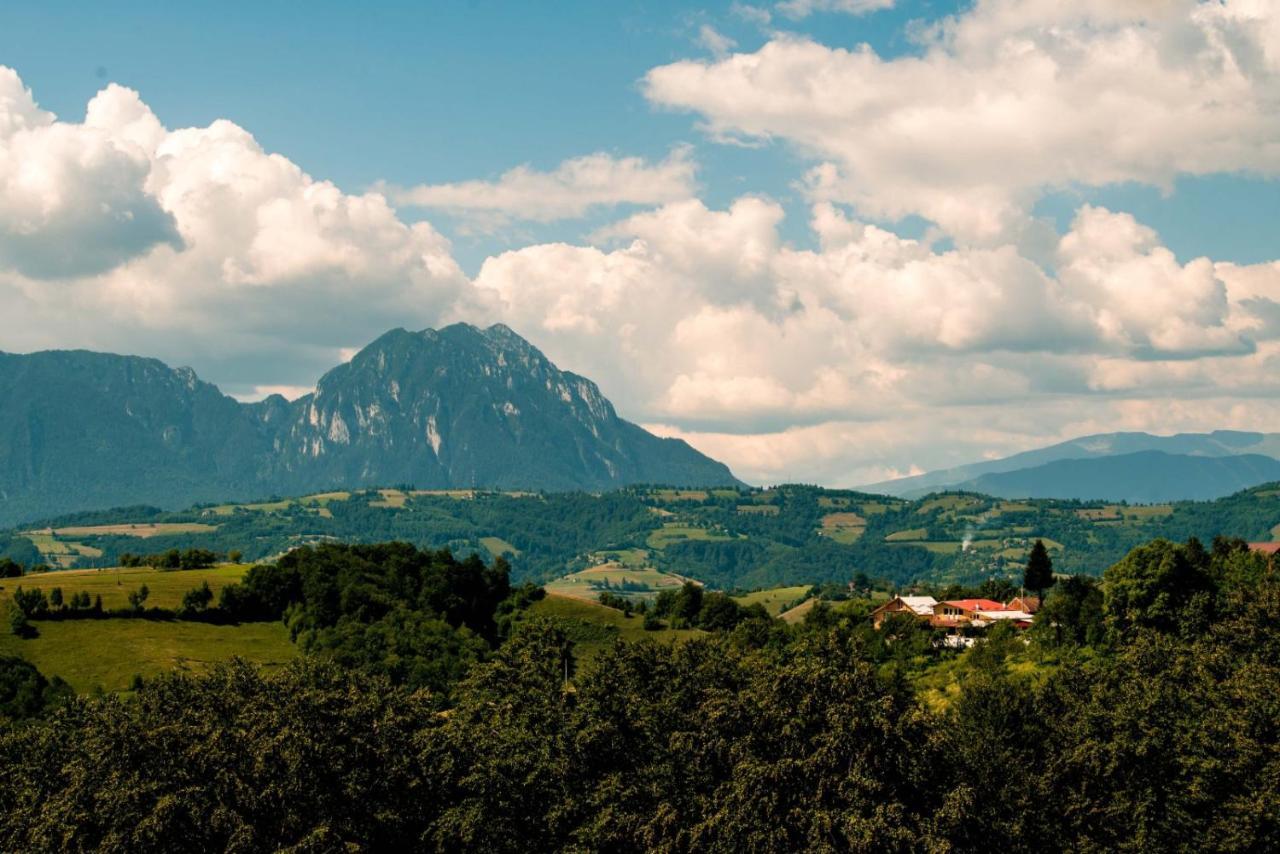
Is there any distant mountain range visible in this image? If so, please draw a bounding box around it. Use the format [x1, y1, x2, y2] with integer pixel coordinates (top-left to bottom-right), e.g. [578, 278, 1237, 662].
[862, 431, 1280, 503]
[0, 324, 740, 527]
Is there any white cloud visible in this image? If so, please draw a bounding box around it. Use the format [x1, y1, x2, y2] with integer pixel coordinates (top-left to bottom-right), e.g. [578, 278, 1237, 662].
[644, 0, 1280, 242]
[388, 147, 698, 227]
[0, 67, 471, 386]
[0, 73, 180, 278]
[473, 193, 1280, 480]
[776, 0, 895, 20]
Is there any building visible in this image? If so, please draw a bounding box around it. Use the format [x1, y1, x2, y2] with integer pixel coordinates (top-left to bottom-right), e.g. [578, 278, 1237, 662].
[870, 595, 938, 629]
[1007, 596, 1040, 614]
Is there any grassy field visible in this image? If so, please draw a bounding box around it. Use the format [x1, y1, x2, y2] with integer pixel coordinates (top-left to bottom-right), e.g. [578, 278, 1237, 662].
[480, 536, 519, 558]
[45, 523, 219, 539]
[646, 523, 733, 550]
[0, 618, 297, 693]
[544, 564, 685, 602]
[1, 565, 255, 610]
[20, 532, 103, 568]
[885, 528, 928, 542]
[526, 593, 703, 667]
[819, 511, 866, 544]
[733, 585, 811, 616]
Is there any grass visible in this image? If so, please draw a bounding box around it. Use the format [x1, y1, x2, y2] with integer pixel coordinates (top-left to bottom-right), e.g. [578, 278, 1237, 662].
[737, 504, 780, 515]
[479, 536, 519, 558]
[917, 495, 983, 515]
[0, 617, 297, 694]
[591, 548, 650, 568]
[819, 511, 866, 543]
[818, 496, 852, 508]
[648, 489, 710, 502]
[370, 489, 409, 508]
[885, 528, 928, 542]
[645, 523, 733, 550]
[22, 533, 103, 567]
[47, 523, 220, 539]
[544, 564, 685, 602]
[733, 585, 811, 616]
[526, 593, 703, 667]
[858, 502, 893, 515]
[0, 565, 255, 610]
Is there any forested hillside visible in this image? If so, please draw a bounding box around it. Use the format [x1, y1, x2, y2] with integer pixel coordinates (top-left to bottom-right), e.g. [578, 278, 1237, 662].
[2, 536, 1277, 851]
[7, 482, 1280, 590]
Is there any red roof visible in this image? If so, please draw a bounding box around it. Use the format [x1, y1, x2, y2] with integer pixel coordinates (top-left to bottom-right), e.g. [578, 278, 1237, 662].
[1249, 543, 1280, 555]
[941, 599, 1008, 612]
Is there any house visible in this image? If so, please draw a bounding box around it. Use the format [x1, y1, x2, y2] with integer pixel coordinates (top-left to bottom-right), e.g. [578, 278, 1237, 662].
[1247, 543, 1280, 556]
[931, 598, 1035, 629]
[1007, 596, 1040, 614]
[870, 595, 938, 629]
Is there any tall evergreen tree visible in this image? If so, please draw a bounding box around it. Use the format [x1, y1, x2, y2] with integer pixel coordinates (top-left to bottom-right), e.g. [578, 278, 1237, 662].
[1024, 539, 1055, 599]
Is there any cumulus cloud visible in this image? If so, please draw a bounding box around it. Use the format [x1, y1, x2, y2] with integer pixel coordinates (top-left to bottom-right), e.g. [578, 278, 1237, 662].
[644, 0, 1280, 242]
[0, 66, 471, 391]
[473, 193, 1280, 481]
[0, 71, 180, 278]
[388, 147, 698, 227]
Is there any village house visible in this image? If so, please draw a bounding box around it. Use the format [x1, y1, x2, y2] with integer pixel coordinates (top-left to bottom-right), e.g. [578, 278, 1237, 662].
[871, 595, 1035, 631]
[869, 595, 938, 629]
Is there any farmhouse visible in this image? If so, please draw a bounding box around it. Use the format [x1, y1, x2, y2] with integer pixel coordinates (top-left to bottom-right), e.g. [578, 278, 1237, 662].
[870, 595, 938, 629]
[873, 595, 1036, 631]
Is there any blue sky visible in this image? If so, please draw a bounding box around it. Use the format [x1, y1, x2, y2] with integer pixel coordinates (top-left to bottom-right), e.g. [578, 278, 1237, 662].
[1, 1, 1278, 485]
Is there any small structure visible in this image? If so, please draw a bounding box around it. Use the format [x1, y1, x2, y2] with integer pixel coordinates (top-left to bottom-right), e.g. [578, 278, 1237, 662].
[870, 595, 938, 629]
[1007, 596, 1040, 614]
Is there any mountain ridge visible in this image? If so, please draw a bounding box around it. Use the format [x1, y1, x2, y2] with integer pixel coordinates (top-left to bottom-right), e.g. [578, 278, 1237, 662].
[862, 430, 1280, 500]
[0, 324, 741, 527]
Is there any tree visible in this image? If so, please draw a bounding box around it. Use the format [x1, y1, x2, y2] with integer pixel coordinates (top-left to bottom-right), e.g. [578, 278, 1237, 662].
[1024, 540, 1055, 598]
[127, 584, 150, 612]
[1102, 539, 1217, 637]
[0, 558, 22, 578]
[48, 587, 63, 609]
[180, 581, 214, 614]
[227, 550, 243, 564]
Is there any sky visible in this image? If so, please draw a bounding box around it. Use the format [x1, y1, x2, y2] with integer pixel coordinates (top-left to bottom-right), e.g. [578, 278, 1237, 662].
[1, 0, 1279, 487]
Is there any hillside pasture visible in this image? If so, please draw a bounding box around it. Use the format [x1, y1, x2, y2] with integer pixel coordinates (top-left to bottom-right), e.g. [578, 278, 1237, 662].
[646, 523, 733, 550]
[1, 564, 254, 611]
[48, 523, 219, 539]
[819, 511, 866, 544]
[479, 536, 519, 558]
[526, 593, 703, 666]
[0, 618, 296, 694]
[733, 585, 811, 616]
[544, 563, 686, 603]
[21, 532, 103, 568]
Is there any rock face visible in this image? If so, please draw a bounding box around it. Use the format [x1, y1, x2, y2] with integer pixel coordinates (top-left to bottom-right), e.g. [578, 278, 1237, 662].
[0, 324, 742, 526]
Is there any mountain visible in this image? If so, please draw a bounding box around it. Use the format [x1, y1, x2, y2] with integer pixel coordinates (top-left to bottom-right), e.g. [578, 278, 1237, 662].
[0, 324, 741, 527]
[953, 450, 1280, 503]
[862, 430, 1280, 499]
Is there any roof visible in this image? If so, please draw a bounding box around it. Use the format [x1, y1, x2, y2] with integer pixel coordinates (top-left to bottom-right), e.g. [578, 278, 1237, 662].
[900, 595, 939, 615]
[941, 598, 1007, 612]
[1008, 596, 1041, 613]
[978, 610, 1035, 621]
[1248, 543, 1280, 555]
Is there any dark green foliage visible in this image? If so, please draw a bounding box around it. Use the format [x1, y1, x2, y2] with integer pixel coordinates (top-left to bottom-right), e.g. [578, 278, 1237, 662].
[0, 659, 435, 852]
[1024, 539, 1054, 597]
[0, 556, 26, 578]
[1032, 575, 1104, 648]
[179, 581, 213, 614]
[3, 547, 1280, 851]
[1102, 538, 1218, 637]
[216, 542, 515, 698]
[0, 657, 70, 722]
